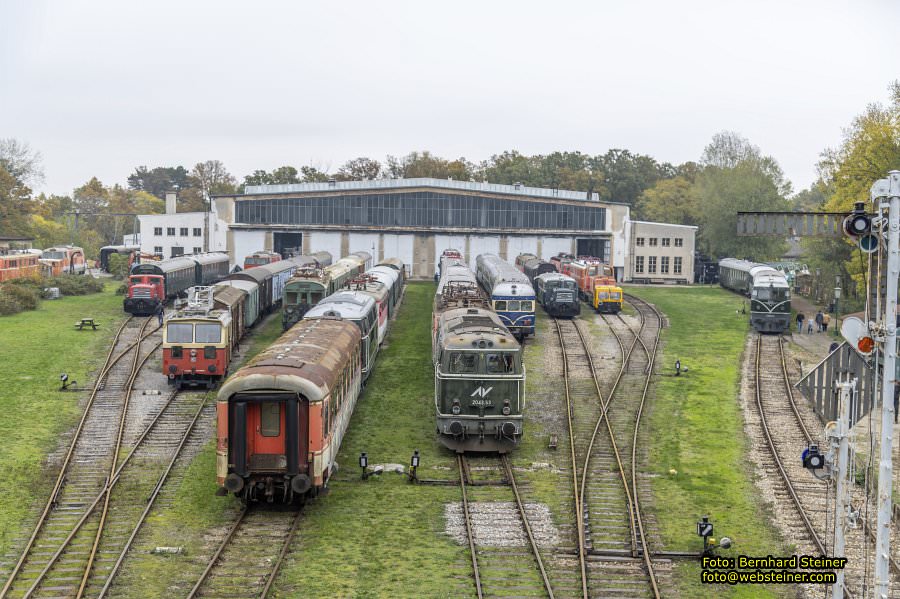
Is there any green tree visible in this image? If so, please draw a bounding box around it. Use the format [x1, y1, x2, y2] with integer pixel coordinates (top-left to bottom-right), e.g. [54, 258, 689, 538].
[591, 149, 675, 205]
[300, 166, 331, 182]
[336, 157, 382, 181]
[0, 165, 34, 237]
[637, 176, 698, 224]
[386, 151, 475, 180]
[190, 160, 236, 196]
[127, 165, 190, 198]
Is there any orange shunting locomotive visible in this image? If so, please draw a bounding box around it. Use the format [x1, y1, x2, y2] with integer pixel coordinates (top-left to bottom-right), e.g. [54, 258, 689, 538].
[217, 315, 362, 503]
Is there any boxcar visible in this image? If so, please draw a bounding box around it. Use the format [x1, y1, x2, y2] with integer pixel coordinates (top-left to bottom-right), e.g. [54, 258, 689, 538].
[216, 316, 363, 503]
[514, 253, 539, 273]
[433, 306, 524, 453]
[213, 284, 247, 349]
[255, 260, 298, 309]
[214, 280, 260, 327]
[475, 253, 536, 339]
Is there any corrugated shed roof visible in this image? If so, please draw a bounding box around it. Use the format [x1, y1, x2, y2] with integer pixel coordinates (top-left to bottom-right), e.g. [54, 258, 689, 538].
[242, 177, 610, 203]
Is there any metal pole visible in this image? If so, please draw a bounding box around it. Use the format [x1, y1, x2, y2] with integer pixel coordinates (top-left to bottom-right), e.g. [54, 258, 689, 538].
[872, 170, 900, 598]
[831, 377, 853, 599]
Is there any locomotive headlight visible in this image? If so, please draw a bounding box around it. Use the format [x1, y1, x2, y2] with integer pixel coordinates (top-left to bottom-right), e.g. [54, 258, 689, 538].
[451, 400, 461, 415]
[190, 349, 197, 358]
[502, 399, 511, 415]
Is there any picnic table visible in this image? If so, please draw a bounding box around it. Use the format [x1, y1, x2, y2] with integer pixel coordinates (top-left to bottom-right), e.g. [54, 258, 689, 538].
[74, 318, 99, 330]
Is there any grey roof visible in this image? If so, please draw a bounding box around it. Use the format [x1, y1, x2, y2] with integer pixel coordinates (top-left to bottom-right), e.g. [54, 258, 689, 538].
[242, 177, 607, 203]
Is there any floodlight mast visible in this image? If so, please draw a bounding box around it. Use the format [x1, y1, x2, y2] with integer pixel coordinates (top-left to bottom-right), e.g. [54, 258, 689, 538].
[872, 170, 900, 599]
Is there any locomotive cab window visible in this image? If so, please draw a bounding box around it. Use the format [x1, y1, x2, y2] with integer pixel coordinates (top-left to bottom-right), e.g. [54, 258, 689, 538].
[494, 300, 507, 311]
[260, 402, 280, 437]
[449, 352, 477, 374]
[485, 353, 516, 374]
[166, 323, 193, 343]
[195, 323, 221, 343]
[506, 300, 520, 311]
[519, 300, 533, 311]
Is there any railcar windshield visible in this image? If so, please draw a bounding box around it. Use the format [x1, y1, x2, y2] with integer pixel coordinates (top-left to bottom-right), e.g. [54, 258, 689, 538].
[494, 300, 507, 311]
[610, 291, 622, 299]
[41, 251, 65, 260]
[245, 257, 267, 265]
[166, 323, 193, 343]
[485, 353, 516, 373]
[449, 352, 478, 374]
[195, 323, 222, 343]
[597, 292, 609, 300]
[753, 287, 790, 302]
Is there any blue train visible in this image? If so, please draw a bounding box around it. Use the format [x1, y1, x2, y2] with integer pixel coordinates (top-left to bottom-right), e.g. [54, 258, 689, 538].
[475, 253, 536, 339]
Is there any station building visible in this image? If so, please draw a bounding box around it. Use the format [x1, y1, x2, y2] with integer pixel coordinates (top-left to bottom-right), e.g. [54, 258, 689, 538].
[213, 178, 630, 278]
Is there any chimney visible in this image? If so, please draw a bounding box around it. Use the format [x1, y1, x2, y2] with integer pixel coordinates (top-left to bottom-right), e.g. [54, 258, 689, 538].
[165, 190, 177, 215]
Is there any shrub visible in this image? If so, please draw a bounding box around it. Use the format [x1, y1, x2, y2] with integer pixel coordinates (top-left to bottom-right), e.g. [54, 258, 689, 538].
[107, 253, 130, 279]
[46, 275, 104, 296]
[0, 290, 23, 316]
[1, 284, 40, 310]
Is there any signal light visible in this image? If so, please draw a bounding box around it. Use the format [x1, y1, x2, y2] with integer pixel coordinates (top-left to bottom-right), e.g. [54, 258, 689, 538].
[857, 336, 875, 355]
[842, 202, 877, 253]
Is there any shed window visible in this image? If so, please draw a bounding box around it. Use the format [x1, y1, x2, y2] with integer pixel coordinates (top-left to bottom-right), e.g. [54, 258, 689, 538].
[260, 402, 280, 437]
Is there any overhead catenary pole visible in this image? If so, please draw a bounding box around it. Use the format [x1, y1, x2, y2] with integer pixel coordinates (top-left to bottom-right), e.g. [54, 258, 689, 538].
[872, 170, 900, 599]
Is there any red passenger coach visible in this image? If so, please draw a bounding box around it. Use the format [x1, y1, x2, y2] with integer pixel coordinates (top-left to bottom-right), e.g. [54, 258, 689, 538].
[217, 316, 362, 503]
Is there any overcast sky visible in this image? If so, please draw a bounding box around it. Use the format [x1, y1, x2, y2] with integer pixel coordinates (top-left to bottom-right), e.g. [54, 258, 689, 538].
[1, 0, 897, 196]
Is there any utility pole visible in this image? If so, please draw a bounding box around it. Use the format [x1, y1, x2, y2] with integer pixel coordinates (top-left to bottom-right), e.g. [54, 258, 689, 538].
[830, 378, 855, 599]
[203, 191, 210, 253]
[872, 170, 900, 598]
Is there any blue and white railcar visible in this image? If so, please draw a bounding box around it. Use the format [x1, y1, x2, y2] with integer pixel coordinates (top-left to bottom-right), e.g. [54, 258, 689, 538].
[475, 254, 536, 338]
[719, 258, 791, 333]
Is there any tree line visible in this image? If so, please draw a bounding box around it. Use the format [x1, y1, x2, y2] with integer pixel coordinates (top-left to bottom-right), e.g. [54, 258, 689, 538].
[1, 81, 897, 274]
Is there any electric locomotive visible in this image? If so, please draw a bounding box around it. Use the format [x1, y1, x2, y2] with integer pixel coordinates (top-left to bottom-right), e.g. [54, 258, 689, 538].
[718, 258, 791, 333]
[433, 306, 524, 453]
[216, 316, 363, 503]
[162, 287, 234, 389]
[475, 253, 536, 339]
[534, 272, 580, 318]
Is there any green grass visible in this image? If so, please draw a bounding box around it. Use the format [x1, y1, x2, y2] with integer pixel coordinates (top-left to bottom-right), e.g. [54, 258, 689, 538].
[0, 281, 125, 556]
[629, 286, 792, 598]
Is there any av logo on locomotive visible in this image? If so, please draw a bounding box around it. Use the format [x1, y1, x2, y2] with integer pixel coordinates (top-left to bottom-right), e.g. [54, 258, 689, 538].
[470, 386, 494, 397]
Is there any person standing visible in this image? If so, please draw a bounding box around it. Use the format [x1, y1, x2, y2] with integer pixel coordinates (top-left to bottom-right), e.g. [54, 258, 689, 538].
[796, 312, 805, 334]
[807, 319, 813, 334]
[815, 311, 824, 332]
[822, 312, 831, 333]
[156, 304, 164, 326]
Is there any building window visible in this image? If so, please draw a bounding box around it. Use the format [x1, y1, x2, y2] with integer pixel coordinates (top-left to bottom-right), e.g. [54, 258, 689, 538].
[648, 256, 657, 273]
[635, 256, 644, 274]
[649, 238, 658, 247]
[171, 246, 184, 258]
[167, 227, 175, 236]
[193, 228, 202, 237]
[636, 237, 645, 247]
[662, 238, 670, 247]
[674, 257, 683, 274]
[153, 227, 162, 236]
[180, 227, 188, 236]
[661, 256, 670, 274]
[674, 238, 683, 247]
[153, 246, 163, 257]
[193, 247, 202, 254]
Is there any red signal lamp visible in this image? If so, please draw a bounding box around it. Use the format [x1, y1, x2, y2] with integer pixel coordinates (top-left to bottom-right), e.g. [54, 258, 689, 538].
[857, 336, 875, 354]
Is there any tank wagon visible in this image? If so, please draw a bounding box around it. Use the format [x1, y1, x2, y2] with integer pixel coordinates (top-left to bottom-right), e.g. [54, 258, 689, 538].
[719, 258, 791, 333]
[475, 253, 536, 339]
[124, 253, 229, 315]
[216, 316, 363, 503]
[282, 252, 365, 330]
[534, 272, 580, 318]
[304, 291, 379, 379]
[40, 246, 86, 276]
[243, 250, 282, 269]
[433, 307, 524, 453]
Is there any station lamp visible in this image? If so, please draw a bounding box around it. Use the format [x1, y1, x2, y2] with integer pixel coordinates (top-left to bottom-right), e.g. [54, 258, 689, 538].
[409, 449, 420, 483]
[359, 452, 369, 480]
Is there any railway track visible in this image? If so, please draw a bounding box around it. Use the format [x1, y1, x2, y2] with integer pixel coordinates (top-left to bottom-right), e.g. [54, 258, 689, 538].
[186, 505, 302, 599]
[548, 295, 666, 599]
[753, 333, 900, 597]
[0, 316, 161, 599]
[454, 453, 554, 598]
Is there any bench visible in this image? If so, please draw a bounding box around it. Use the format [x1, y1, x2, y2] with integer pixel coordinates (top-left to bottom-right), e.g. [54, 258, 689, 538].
[74, 318, 99, 330]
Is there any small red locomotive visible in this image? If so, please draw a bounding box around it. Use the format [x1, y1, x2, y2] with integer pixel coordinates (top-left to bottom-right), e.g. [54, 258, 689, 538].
[217, 316, 362, 503]
[243, 250, 282, 269]
[565, 257, 615, 301]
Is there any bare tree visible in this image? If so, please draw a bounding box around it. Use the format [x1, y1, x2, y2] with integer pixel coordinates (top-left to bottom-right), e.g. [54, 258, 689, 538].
[0, 138, 44, 186]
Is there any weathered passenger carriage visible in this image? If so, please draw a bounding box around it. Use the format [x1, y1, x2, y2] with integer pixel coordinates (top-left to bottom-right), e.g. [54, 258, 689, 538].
[368, 265, 401, 317]
[0, 251, 40, 282]
[534, 272, 580, 318]
[282, 253, 368, 330]
[433, 307, 524, 453]
[344, 275, 390, 346]
[475, 253, 536, 338]
[304, 291, 379, 380]
[718, 258, 791, 333]
[214, 280, 260, 327]
[216, 316, 363, 503]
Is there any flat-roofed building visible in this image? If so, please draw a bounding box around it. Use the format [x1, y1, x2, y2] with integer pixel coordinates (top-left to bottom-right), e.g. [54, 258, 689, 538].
[214, 178, 630, 279]
[618, 219, 697, 284]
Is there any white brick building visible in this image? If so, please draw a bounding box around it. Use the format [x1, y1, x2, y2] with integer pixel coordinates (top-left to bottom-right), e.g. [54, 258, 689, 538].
[137, 191, 227, 260]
